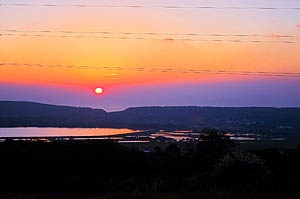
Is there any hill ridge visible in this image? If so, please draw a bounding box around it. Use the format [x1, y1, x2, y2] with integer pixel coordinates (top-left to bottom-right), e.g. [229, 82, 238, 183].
[0, 101, 300, 131]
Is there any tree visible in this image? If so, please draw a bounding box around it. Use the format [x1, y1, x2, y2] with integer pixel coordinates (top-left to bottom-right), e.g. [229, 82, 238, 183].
[165, 144, 181, 156]
[197, 128, 235, 167]
[213, 151, 271, 199]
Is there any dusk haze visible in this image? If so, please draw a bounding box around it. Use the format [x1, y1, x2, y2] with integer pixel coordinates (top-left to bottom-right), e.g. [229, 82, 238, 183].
[1, 1, 300, 198]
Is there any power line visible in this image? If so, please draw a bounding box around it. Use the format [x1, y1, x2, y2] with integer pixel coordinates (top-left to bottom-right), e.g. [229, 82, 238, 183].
[1, 29, 299, 39]
[1, 3, 300, 10]
[1, 62, 299, 78]
[1, 33, 298, 44]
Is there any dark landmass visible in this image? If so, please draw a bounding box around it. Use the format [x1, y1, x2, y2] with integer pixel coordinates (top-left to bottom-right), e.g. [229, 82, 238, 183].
[1, 101, 300, 134]
[0, 129, 300, 199]
[0, 101, 107, 128]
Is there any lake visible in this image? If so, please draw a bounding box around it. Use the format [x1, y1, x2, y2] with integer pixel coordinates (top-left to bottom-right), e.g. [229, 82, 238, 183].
[0, 127, 141, 138]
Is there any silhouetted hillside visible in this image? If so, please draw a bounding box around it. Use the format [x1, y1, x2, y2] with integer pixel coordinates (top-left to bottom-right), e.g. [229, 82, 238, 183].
[0, 101, 107, 127]
[108, 106, 300, 131]
[1, 101, 300, 132]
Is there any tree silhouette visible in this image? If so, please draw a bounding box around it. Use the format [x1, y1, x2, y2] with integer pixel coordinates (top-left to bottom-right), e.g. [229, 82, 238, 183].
[214, 151, 271, 199]
[164, 144, 181, 156]
[197, 128, 235, 168]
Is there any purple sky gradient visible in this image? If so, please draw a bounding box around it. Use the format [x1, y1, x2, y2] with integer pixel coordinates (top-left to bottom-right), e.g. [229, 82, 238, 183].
[1, 79, 300, 112]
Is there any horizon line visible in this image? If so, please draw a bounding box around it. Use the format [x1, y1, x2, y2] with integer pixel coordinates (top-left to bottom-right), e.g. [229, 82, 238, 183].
[1, 100, 300, 113]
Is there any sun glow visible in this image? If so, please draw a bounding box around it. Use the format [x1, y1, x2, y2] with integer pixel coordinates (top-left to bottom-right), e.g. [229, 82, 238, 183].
[94, 87, 104, 94]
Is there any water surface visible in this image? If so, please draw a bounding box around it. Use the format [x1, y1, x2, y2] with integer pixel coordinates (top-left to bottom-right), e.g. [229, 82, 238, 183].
[0, 127, 140, 137]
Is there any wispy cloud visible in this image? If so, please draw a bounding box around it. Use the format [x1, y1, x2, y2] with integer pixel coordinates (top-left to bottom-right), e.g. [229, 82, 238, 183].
[153, 37, 186, 44]
[297, 24, 300, 28]
[104, 73, 118, 76]
[271, 33, 281, 38]
[153, 37, 178, 44]
[164, 38, 174, 42]
[104, 73, 118, 80]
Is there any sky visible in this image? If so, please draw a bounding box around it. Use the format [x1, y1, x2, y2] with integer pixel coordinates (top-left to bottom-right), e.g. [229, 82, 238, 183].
[1, 0, 300, 111]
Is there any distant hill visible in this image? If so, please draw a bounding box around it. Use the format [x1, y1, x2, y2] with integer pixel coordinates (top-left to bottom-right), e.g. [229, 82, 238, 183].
[0, 101, 107, 127]
[1, 101, 300, 133]
[108, 106, 300, 131]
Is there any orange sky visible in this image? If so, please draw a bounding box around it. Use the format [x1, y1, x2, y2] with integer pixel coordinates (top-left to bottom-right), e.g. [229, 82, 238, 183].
[1, 35, 300, 88]
[1, 0, 300, 97]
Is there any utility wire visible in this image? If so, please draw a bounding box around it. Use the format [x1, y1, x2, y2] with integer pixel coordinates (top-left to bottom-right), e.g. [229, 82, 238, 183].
[1, 33, 299, 44]
[1, 29, 299, 39]
[1, 3, 300, 10]
[1, 62, 299, 78]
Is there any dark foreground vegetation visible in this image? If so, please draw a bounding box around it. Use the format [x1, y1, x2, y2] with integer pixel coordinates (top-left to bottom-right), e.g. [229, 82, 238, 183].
[1, 129, 300, 199]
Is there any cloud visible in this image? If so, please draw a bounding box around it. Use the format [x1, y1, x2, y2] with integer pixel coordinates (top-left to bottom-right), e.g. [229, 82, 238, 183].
[164, 38, 174, 42]
[271, 33, 281, 38]
[153, 37, 189, 46]
[297, 24, 300, 29]
[153, 37, 177, 44]
[104, 73, 118, 76]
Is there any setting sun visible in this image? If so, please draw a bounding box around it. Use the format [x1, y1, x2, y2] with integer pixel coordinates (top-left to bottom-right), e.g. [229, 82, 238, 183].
[1, 1, 300, 198]
[95, 87, 104, 95]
